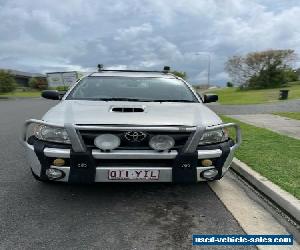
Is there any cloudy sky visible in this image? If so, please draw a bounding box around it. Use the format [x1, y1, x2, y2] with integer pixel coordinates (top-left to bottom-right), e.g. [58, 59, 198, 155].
[1, 0, 300, 85]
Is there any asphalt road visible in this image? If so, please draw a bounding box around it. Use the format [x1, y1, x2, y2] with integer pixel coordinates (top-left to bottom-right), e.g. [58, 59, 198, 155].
[0, 98, 255, 250]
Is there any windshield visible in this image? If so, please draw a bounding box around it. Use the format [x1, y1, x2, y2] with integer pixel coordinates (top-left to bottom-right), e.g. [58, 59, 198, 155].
[66, 76, 199, 102]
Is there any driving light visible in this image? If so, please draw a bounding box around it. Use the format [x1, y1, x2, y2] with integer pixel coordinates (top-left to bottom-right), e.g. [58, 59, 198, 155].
[34, 125, 71, 144]
[94, 134, 120, 151]
[46, 168, 64, 180]
[53, 158, 65, 166]
[201, 159, 213, 167]
[149, 135, 175, 151]
[198, 129, 228, 145]
[202, 169, 218, 180]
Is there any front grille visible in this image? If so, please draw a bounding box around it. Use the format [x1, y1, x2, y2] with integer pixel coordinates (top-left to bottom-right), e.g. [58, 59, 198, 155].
[79, 130, 191, 150]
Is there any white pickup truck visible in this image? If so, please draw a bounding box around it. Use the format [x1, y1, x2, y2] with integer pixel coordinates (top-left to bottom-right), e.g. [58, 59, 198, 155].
[22, 67, 241, 184]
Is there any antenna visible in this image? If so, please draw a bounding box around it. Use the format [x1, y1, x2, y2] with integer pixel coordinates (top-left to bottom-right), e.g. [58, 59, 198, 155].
[97, 64, 104, 72]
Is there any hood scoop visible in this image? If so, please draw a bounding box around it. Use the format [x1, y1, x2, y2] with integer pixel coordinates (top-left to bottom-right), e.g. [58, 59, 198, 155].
[111, 106, 145, 113]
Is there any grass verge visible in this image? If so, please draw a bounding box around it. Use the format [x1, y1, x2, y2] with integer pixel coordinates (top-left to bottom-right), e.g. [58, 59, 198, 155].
[222, 116, 300, 199]
[202, 81, 300, 105]
[273, 112, 300, 121]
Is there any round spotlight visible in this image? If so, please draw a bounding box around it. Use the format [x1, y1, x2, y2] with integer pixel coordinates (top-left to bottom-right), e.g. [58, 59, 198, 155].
[94, 134, 120, 151]
[46, 168, 64, 180]
[149, 135, 175, 151]
[202, 169, 218, 180]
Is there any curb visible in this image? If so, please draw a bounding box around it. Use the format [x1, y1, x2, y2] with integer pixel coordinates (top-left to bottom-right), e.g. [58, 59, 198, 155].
[231, 158, 300, 222]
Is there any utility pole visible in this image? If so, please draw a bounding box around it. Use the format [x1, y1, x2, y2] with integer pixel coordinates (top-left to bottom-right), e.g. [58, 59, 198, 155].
[195, 52, 211, 88]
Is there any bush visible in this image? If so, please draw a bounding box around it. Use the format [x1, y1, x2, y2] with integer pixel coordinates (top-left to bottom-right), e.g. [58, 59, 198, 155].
[56, 86, 69, 91]
[28, 78, 38, 89]
[29, 77, 48, 90]
[245, 67, 297, 90]
[0, 70, 17, 93]
[226, 81, 233, 87]
[171, 70, 187, 79]
[285, 69, 299, 82]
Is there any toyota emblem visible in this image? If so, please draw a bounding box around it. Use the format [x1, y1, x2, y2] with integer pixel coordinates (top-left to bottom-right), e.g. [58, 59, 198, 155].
[124, 131, 147, 143]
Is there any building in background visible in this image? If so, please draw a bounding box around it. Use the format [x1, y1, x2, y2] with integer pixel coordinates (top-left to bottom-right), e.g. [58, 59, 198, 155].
[46, 71, 86, 88]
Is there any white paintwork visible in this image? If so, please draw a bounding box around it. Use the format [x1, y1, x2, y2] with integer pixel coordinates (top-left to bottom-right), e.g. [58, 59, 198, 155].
[24, 144, 41, 176]
[42, 100, 222, 127]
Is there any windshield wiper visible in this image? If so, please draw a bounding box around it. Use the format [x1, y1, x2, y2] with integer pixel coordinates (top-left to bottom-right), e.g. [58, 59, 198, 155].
[95, 97, 152, 102]
[151, 99, 195, 103]
[88, 97, 195, 102]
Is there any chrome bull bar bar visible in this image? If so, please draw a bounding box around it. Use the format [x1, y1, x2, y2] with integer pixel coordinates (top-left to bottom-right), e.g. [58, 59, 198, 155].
[183, 122, 242, 153]
[22, 119, 241, 153]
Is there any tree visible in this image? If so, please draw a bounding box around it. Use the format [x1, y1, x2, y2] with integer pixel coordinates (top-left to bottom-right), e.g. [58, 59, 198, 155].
[171, 70, 187, 79]
[0, 70, 17, 93]
[29, 77, 38, 89]
[29, 77, 48, 90]
[225, 49, 297, 89]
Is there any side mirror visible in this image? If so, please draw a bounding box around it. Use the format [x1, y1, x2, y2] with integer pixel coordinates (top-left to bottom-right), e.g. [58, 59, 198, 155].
[203, 94, 218, 103]
[41, 90, 60, 100]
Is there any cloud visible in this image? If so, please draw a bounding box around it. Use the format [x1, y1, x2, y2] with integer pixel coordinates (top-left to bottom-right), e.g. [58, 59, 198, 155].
[114, 23, 153, 41]
[0, 0, 300, 85]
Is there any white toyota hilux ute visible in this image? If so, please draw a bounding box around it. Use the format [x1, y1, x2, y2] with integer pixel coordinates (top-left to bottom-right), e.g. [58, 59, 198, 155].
[22, 67, 241, 183]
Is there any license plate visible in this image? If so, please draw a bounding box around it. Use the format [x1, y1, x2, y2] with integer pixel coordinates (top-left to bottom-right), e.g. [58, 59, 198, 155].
[108, 169, 160, 180]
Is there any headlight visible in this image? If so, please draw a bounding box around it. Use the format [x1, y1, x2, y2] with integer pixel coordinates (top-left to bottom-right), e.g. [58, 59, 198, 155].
[34, 124, 71, 144]
[94, 134, 120, 151]
[149, 135, 175, 151]
[198, 129, 228, 145]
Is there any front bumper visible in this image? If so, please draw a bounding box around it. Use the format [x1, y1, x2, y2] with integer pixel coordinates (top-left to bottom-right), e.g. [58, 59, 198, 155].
[22, 120, 241, 183]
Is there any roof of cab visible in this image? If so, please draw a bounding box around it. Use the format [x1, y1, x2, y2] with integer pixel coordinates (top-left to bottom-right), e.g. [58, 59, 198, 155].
[90, 70, 176, 78]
